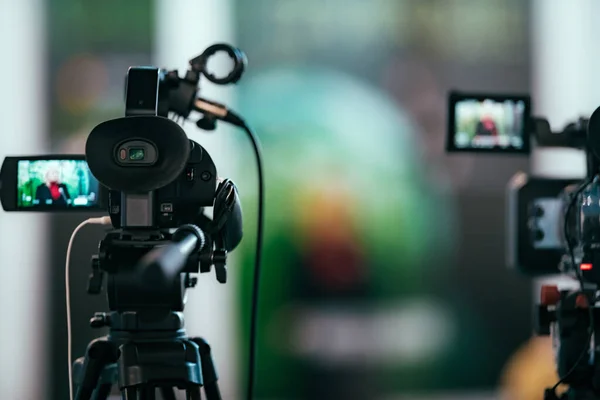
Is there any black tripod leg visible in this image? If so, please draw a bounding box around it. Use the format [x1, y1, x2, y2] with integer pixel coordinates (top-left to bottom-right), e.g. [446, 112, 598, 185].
[143, 386, 156, 400]
[76, 339, 120, 400]
[122, 387, 141, 400]
[74, 358, 113, 400]
[72, 357, 85, 397]
[159, 387, 177, 400]
[92, 384, 112, 400]
[93, 361, 117, 400]
[186, 386, 202, 400]
[190, 338, 221, 400]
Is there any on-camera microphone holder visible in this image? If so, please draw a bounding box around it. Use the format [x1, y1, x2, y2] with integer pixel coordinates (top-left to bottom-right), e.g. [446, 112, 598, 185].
[71, 43, 248, 400]
[160, 43, 247, 130]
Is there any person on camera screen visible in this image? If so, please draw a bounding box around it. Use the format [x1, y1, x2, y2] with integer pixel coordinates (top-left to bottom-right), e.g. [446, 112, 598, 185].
[475, 104, 498, 137]
[35, 164, 71, 206]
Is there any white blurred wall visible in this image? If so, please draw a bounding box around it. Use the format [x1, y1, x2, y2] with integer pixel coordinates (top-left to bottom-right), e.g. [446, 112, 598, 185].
[531, 0, 600, 290]
[0, 0, 49, 398]
[530, 0, 598, 179]
[154, 1, 241, 398]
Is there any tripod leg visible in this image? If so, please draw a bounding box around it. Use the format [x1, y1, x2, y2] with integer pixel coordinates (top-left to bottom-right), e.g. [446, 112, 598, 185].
[122, 387, 141, 400]
[159, 387, 177, 400]
[186, 386, 202, 400]
[93, 361, 117, 400]
[76, 339, 120, 400]
[92, 383, 112, 400]
[190, 337, 221, 400]
[72, 357, 85, 397]
[143, 386, 156, 400]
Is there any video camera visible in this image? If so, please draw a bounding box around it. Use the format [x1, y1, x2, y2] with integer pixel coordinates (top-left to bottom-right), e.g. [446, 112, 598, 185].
[448, 90, 600, 399]
[1, 43, 246, 275]
[446, 90, 597, 278]
[0, 43, 261, 400]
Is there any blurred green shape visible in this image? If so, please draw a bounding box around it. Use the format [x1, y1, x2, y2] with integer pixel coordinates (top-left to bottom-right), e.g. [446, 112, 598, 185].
[233, 67, 460, 397]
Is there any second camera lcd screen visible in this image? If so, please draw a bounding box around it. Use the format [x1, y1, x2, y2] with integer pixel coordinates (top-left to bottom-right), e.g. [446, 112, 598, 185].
[452, 97, 529, 152]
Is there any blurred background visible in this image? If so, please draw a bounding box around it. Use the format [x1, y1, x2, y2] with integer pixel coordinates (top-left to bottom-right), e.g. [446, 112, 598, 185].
[1, 0, 599, 399]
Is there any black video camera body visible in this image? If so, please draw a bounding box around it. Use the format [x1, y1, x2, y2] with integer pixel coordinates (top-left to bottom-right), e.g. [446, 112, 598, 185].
[506, 173, 579, 276]
[87, 66, 242, 250]
[446, 91, 600, 400]
[503, 109, 600, 284]
[445, 90, 600, 283]
[84, 55, 248, 312]
[101, 67, 218, 230]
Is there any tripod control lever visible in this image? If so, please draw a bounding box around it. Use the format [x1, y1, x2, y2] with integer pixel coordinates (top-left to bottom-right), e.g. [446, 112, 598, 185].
[90, 313, 111, 328]
[213, 249, 227, 284]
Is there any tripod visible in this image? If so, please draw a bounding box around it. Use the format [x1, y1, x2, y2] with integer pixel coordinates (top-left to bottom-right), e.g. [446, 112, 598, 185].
[71, 225, 228, 400]
[537, 285, 600, 400]
[72, 311, 221, 400]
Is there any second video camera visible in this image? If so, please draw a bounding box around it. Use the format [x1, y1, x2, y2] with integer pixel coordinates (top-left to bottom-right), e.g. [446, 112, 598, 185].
[446, 90, 600, 282]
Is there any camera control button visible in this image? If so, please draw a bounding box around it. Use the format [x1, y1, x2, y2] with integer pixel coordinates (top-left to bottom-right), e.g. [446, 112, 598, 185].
[201, 171, 212, 181]
[185, 167, 196, 181]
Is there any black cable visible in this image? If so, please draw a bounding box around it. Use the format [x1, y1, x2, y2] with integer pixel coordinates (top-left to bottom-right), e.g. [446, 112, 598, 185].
[551, 177, 595, 394]
[225, 111, 264, 400]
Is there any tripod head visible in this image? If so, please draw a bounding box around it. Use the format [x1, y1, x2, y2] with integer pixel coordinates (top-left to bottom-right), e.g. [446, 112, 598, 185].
[87, 223, 214, 321]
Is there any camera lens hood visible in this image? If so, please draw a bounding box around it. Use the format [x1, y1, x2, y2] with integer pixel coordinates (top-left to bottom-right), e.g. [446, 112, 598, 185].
[86, 116, 190, 192]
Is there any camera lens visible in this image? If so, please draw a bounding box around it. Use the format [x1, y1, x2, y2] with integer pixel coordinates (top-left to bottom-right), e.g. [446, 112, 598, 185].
[129, 148, 145, 161]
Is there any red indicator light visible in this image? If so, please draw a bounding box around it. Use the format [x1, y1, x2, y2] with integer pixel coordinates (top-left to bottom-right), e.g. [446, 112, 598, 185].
[580, 263, 593, 271]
